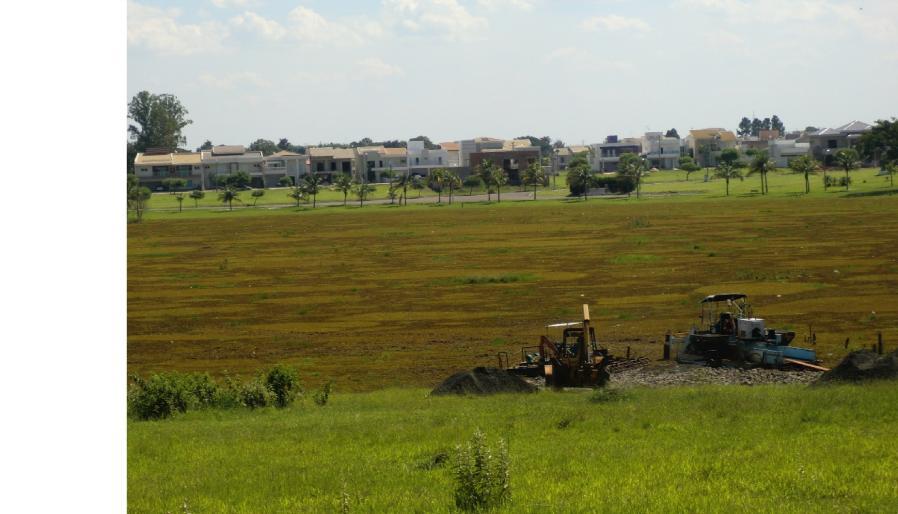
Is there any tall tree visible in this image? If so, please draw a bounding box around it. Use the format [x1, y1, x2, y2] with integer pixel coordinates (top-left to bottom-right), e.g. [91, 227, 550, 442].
[737, 117, 752, 137]
[301, 173, 323, 208]
[277, 138, 292, 151]
[618, 153, 647, 199]
[835, 149, 860, 191]
[665, 128, 680, 139]
[196, 140, 213, 152]
[750, 118, 762, 137]
[715, 162, 743, 196]
[249, 139, 279, 156]
[856, 118, 898, 165]
[747, 151, 775, 194]
[332, 173, 353, 206]
[521, 161, 546, 200]
[789, 155, 819, 194]
[771, 115, 785, 134]
[679, 155, 701, 181]
[128, 91, 192, 151]
[761, 118, 772, 131]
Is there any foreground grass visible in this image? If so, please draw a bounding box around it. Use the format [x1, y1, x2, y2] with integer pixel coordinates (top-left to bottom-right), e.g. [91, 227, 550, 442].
[128, 382, 898, 513]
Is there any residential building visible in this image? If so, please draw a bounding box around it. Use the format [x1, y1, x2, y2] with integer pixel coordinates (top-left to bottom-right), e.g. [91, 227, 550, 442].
[641, 132, 680, 169]
[768, 139, 811, 167]
[308, 147, 356, 182]
[803, 121, 873, 166]
[553, 145, 591, 173]
[356, 146, 408, 182]
[590, 135, 642, 172]
[133, 149, 203, 190]
[199, 145, 267, 188]
[685, 128, 737, 167]
[263, 150, 308, 186]
[406, 140, 454, 177]
[437, 142, 461, 167]
[464, 138, 541, 184]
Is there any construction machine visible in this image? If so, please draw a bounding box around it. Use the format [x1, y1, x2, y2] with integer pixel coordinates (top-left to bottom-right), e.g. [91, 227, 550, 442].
[669, 293, 827, 370]
[501, 304, 611, 387]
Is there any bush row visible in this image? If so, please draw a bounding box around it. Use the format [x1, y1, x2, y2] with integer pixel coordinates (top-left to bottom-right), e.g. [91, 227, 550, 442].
[569, 175, 636, 196]
[127, 365, 324, 420]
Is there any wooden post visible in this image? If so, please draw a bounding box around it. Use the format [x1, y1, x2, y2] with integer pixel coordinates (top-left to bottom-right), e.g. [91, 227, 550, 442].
[844, 337, 850, 349]
[663, 333, 671, 361]
[626, 346, 631, 359]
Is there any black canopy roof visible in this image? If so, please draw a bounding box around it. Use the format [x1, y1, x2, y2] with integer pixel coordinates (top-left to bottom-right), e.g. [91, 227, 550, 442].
[700, 293, 747, 304]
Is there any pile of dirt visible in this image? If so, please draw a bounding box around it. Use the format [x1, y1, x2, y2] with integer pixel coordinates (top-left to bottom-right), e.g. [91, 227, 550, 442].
[431, 367, 537, 395]
[816, 349, 898, 384]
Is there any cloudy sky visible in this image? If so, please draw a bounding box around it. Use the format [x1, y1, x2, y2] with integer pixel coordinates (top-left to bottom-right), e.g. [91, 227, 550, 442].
[128, 0, 898, 148]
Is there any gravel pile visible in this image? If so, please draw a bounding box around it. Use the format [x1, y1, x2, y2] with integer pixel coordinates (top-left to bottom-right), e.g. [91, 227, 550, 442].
[816, 349, 898, 384]
[610, 364, 822, 387]
[431, 367, 537, 395]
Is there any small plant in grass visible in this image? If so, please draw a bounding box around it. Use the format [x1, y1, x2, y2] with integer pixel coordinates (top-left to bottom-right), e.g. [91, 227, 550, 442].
[589, 387, 628, 403]
[239, 377, 273, 409]
[314, 382, 332, 406]
[265, 365, 300, 408]
[250, 189, 265, 206]
[453, 429, 510, 512]
[189, 189, 204, 207]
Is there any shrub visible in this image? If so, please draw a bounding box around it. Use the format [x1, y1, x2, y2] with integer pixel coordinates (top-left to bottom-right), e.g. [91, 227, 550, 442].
[265, 365, 300, 408]
[128, 373, 219, 420]
[568, 175, 635, 196]
[314, 382, 332, 406]
[212, 373, 242, 409]
[453, 430, 510, 512]
[240, 377, 273, 409]
[823, 175, 838, 188]
[839, 176, 852, 187]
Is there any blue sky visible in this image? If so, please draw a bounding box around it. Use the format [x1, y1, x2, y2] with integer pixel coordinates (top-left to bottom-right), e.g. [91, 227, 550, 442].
[128, 0, 898, 148]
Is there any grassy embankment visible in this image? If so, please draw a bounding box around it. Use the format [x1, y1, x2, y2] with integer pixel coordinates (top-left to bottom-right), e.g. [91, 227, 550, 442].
[129, 173, 898, 390]
[128, 383, 898, 513]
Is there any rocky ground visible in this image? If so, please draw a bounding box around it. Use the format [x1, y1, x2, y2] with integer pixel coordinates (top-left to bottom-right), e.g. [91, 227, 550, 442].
[610, 364, 822, 387]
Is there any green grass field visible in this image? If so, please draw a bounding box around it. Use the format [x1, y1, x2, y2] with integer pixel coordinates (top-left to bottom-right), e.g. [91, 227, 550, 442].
[128, 383, 898, 513]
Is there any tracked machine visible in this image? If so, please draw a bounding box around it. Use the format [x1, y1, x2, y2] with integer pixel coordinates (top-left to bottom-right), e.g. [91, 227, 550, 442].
[500, 304, 612, 387]
[669, 293, 827, 370]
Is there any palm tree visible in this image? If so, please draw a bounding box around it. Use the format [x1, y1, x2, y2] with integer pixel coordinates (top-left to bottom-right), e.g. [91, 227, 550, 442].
[445, 170, 461, 205]
[430, 168, 448, 203]
[490, 167, 509, 203]
[714, 162, 743, 196]
[565, 156, 593, 200]
[353, 181, 375, 207]
[302, 173, 323, 208]
[522, 161, 546, 200]
[332, 173, 353, 206]
[218, 187, 240, 211]
[748, 151, 775, 195]
[476, 160, 496, 201]
[287, 186, 304, 206]
[835, 148, 860, 191]
[789, 155, 819, 194]
[174, 192, 185, 212]
[618, 153, 647, 199]
[189, 189, 205, 208]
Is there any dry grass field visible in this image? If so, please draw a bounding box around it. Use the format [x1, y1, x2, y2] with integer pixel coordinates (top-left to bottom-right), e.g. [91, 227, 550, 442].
[128, 179, 898, 391]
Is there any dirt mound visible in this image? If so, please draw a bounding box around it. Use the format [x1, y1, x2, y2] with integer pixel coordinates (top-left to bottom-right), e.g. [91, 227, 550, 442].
[817, 350, 898, 384]
[431, 367, 537, 396]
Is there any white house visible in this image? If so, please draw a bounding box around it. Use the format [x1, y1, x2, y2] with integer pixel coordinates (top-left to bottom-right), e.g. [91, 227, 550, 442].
[641, 132, 680, 169]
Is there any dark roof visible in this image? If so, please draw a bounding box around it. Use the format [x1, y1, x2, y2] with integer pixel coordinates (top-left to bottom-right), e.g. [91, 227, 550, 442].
[700, 293, 747, 304]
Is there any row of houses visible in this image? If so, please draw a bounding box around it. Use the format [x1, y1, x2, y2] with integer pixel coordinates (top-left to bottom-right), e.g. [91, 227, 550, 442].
[134, 137, 541, 190]
[551, 121, 876, 173]
[134, 121, 876, 190]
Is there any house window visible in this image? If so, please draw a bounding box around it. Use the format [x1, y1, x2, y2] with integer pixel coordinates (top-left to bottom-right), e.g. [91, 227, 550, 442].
[367, 161, 375, 169]
[317, 162, 324, 172]
[330, 162, 337, 171]
[827, 139, 838, 149]
[378, 160, 383, 168]
[438, 157, 442, 164]
[342, 161, 351, 173]
[415, 157, 420, 165]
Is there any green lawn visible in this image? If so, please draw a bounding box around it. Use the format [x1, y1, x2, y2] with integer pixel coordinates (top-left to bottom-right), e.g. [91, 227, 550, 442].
[128, 383, 898, 513]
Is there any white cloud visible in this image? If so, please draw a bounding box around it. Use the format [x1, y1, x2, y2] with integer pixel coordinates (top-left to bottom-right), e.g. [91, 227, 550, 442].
[477, 0, 534, 11]
[128, 1, 229, 55]
[210, 0, 256, 8]
[288, 6, 378, 46]
[196, 71, 270, 90]
[383, 0, 488, 40]
[231, 11, 287, 40]
[357, 57, 405, 79]
[581, 15, 650, 32]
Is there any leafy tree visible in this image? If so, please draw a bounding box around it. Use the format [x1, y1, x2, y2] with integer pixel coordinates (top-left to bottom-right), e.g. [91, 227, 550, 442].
[679, 155, 701, 181]
[719, 148, 740, 166]
[566, 155, 593, 200]
[249, 139, 278, 156]
[301, 173, 323, 208]
[409, 135, 438, 149]
[174, 192, 185, 213]
[834, 149, 860, 191]
[521, 161, 546, 200]
[220, 171, 250, 190]
[127, 142, 137, 173]
[490, 167, 509, 203]
[196, 140, 213, 152]
[127, 175, 151, 222]
[332, 173, 354, 206]
[353, 181, 375, 207]
[287, 186, 304, 206]
[771, 115, 785, 134]
[761, 117, 772, 131]
[430, 168, 448, 203]
[737, 117, 752, 137]
[747, 151, 775, 195]
[804, 126, 819, 133]
[445, 170, 461, 205]
[789, 155, 820, 194]
[552, 140, 565, 149]
[251, 189, 265, 206]
[515, 135, 554, 156]
[476, 160, 497, 201]
[750, 118, 762, 137]
[277, 175, 293, 187]
[218, 188, 240, 211]
[856, 118, 898, 165]
[161, 177, 186, 193]
[128, 91, 192, 152]
[883, 160, 898, 188]
[715, 162, 743, 196]
[189, 189, 205, 207]
[665, 128, 680, 139]
[463, 175, 483, 196]
[277, 138, 292, 151]
[618, 153, 647, 199]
